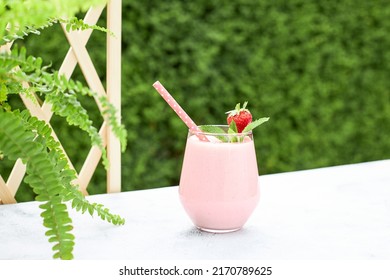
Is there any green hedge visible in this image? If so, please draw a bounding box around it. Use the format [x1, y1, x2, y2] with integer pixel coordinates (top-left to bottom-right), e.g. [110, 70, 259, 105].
[2, 0, 390, 201]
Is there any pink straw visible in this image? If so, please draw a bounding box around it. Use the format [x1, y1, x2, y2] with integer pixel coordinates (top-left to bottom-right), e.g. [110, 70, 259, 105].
[153, 81, 208, 142]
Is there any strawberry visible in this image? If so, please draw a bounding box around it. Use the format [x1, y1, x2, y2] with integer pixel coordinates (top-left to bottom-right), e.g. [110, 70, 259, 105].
[226, 102, 252, 132]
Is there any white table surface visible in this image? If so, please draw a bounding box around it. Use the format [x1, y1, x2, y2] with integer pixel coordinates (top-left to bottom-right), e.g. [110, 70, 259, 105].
[1, 160, 389, 260]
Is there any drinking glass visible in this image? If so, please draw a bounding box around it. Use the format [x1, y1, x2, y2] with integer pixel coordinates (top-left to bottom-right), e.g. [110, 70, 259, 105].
[179, 125, 260, 233]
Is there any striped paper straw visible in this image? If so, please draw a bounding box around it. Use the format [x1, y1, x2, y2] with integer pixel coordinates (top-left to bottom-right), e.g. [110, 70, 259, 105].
[153, 81, 208, 142]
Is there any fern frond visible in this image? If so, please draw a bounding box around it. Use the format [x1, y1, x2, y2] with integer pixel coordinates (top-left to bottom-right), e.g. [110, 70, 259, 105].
[0, 46, 44, 104]
[0, 110, 74, 259]
[99, 96, 128, 152]
[1, 19, 58, 44]
[0, 109, 125, 259]
[64, 17, 114, 35]
[14, 110, 124, 225]
[0, 0, 108, 42]
[64, 186, 125, 225]
[1, 0, 126, 261]
[1, 17, 113, 45]
[0, 46, 127, 167]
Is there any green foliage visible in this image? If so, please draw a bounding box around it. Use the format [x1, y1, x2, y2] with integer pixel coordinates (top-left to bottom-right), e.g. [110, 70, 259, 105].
[0, 0, 106, 41]
[0, 94, 125, 261]
[0, 46, 126, 167]
[242, 118, 270, 134]
[120, 0, 389, 187]
[6, 0, 390, 194]
[0, 108, 124, 260]
[0, 0, 126, 260]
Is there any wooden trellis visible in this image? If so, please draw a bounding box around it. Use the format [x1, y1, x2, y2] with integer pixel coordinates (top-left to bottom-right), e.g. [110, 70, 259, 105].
[0, 0, 122, 204]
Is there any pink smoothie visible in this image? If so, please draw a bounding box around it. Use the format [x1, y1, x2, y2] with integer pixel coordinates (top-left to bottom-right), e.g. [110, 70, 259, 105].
[179, 134, 260, 232]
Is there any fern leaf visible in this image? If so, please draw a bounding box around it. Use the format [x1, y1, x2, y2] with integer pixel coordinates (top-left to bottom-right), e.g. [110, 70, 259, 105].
[0, 110, 75, 259]
[1, 46, 127, 168]
[1, 0, 126, 260]
[0, 0, 107, 42]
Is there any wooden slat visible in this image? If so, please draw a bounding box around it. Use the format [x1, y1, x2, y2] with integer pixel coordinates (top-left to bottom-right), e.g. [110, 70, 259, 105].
[6, 159, 26, 196]
[0, 41, 13, 53]
[18, 83, 77, 172]
[106, 0, 122, 193]
[61, 23, 107, 113]
[78, 122, 108, 195]
[41, 6, 105, 119]
[0, 176, 17, 204]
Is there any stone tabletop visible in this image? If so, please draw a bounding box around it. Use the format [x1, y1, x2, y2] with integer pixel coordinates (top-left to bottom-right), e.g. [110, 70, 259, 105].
[1, 160, 389, 260]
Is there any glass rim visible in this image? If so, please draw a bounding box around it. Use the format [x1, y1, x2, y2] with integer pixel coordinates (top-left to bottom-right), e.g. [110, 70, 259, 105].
[189, 125, 253, 137]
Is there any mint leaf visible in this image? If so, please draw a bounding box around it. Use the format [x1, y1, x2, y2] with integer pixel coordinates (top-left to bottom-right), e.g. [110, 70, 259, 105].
[242, 117, 270, 133]
[199, 125, 228, 142]
[228, 120, 238, 134]
[199, 125, 226, 134]
[227, 120, 239, 142]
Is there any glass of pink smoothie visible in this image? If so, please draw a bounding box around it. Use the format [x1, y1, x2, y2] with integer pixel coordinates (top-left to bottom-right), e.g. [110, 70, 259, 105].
[179, 125, 260, 233]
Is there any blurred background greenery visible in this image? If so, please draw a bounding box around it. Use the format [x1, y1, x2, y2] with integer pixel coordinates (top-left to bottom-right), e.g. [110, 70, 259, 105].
[2, 0, 390, 201]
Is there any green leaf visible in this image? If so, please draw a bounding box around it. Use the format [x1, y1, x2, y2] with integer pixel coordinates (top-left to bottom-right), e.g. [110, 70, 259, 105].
[228, 120, 238, 134]
[242, 117, 270, 133]
[88, 205, 95, 216]
[0, 84, 8, 102]
[199, 125, 228, 142]
[0, 20, 126, 260]
[199, 125, 226, 134]
[227, 121, 239, 142]
[1, 45, 127, 171]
